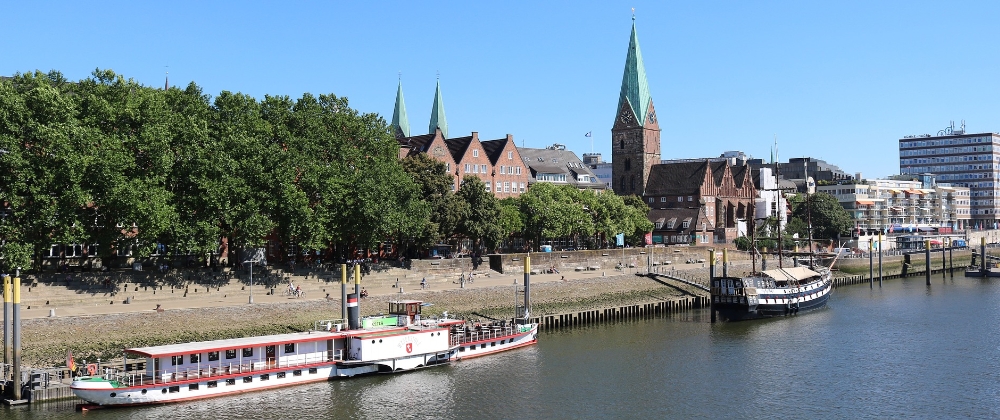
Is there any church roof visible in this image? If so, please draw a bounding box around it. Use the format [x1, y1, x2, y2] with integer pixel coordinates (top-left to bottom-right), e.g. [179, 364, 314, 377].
[645, 162, 710, 196]
[391, 80, 410, 138]
[617, 18, 652, 126]
[428, 80, 448, 139]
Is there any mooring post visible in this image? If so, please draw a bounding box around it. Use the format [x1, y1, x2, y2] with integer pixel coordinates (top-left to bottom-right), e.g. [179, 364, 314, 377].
[878, 232, 884, 287]
[949, 239, 954, 277]
[340, 264, 347, 321]
[942, 241, 947, 280]
[982, 237, 988, 273]
[12, 272, 21, 401]
[354, 264, 361, 296]
[925, 240, 931, 286]
[709, 249, 716, 324]
[869, 240, 874, 289]
[3, 274, 10, 368]
[524, 256, 531, 319]
[722, 249, 729, 277]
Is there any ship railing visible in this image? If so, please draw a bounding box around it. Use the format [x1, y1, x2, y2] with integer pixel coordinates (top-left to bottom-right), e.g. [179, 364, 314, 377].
[450, 325, 518, 346]
[314, 319, 347, 332]
[102, 351, 346, 386]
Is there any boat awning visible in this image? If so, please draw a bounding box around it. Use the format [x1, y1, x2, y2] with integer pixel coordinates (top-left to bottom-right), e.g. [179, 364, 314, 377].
[761, 267, 821, 282]
[126, 331, 345, 358]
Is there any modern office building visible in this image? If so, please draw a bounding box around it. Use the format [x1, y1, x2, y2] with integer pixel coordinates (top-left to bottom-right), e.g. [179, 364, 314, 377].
[899, 129, 1000, 224]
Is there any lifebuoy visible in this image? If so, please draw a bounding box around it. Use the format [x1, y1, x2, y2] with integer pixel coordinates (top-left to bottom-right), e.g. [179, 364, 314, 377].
[86, 363, 98, 376]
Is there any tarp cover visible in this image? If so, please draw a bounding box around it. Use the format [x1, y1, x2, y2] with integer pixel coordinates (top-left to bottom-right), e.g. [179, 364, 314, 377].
[761, 267, 821, 282]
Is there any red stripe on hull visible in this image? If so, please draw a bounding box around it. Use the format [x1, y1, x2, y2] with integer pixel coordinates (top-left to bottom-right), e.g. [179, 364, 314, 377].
[455, 339, 537, 361]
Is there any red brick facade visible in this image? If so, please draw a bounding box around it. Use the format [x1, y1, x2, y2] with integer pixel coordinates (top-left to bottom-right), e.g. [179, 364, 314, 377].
[399, 130, 528, 198]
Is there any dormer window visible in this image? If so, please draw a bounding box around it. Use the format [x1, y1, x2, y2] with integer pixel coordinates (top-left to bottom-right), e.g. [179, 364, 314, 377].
[473, 150, 479, 157]
[537, 157, 544, 162]
[682, 218, 692, 229]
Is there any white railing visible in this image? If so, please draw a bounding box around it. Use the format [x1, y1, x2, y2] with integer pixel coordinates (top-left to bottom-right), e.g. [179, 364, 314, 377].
[99, 350, 343, 387]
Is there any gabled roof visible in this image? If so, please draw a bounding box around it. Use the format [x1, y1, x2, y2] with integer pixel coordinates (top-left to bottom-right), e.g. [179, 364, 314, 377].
[617, 18, 652, 126]
[518, 145, 604, 189]
[391, 80, 410, 138]
[397, 133, 436, 157]
[648, 207, 712, 235]
[445, 135, 473, 162]
[480, 137, 511, 165]
[428, 80, 448, 139]
[644, 161, 710, 196]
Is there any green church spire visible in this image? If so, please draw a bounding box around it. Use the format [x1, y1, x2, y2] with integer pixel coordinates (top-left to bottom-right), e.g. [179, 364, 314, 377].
[428, 78, 448, 139]
[391, 79, 410, 138]
[617, 17, 652, 126]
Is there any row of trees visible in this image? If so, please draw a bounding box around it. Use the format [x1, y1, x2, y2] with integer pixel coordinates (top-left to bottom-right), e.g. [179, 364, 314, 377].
[0, 70, 651, 272]
[735, 192, 853, 251]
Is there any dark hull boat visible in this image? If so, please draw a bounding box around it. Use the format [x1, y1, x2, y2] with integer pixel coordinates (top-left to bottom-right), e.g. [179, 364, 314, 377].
[711, 266, 833, 322]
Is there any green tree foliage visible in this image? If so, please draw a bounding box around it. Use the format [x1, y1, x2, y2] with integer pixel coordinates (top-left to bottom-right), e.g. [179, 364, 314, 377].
[791, 192, 852, 239]
[401, 153, 463, 247]
[456, 177, 503, 252]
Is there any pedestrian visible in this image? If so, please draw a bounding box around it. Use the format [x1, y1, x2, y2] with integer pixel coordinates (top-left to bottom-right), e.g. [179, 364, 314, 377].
[421, 278, 427, 289]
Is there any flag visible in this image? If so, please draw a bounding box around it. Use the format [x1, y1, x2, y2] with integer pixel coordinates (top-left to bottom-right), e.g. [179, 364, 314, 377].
[615, 233, 624, 247]
[584, 131, 592, 137]
[67, 350, 75, 373]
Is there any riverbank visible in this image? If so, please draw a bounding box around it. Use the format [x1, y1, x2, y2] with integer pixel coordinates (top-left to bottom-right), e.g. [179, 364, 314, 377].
[18, 272, 712, 367]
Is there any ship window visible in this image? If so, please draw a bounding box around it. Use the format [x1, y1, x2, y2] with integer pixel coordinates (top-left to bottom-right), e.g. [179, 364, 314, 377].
[226, 350, 236, 359]
[189, 383, 199, 391]
[491, 342, 496, 347]
[242, 348, 253, 357]
[284, 343, 295, 353]
[190, 353, 200, 363]
[208, 351, 219, 361]
[459, 347, 466, 352]
[243, 376, 252, 383]
[141, 389, 147, 394]
[260, 374, 269, 381]
[207, 381, 217, 388]
[277, 372, 286, 379]
[110, 392, 116, 398]
[162, 388, 167, 394]
[171, 355, 183, 366]
[226, 379, 236, 386]
[501, 340, 505, 344]
[293, 370, 302, 376]
[309, 368, 318, 374]
[169, 386, 180, 393]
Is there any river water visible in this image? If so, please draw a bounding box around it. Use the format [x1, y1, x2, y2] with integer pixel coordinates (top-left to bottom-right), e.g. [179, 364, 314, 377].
[6, 275, 1000, 419]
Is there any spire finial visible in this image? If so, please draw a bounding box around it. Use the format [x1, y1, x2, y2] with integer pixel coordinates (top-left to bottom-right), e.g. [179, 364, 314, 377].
[398, 71, 401, 82]
[632, 7, 635, 20]
[436, 70, 440, 80]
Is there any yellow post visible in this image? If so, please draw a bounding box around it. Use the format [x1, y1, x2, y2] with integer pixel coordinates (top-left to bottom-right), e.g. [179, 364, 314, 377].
[3, 275, 10, 366]
[722, 248, 729, 277]
[354, 263, 361, 295]
[12, 275, 22, 398]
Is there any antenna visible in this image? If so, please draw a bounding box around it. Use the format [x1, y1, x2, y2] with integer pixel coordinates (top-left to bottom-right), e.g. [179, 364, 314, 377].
[164, 65, 169, 90]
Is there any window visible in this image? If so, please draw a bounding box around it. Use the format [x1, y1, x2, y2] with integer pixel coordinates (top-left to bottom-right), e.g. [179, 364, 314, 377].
[293, 370, 302, 376]
[243, 376, 253, 383]
[309, 368, 318, 374]
[648, 197, 654, 204]
[169, 386, 180, 393]
[485, 183, 491, 192]
[226, 350, 236, 360]
[207, 381, 217, 388]
[277, 372, 286, 379]
[226, 378, 236, 386]
[499, 166, 505, 174]
[480, 164, 487, 173]
[445, 163, 450, 172]
[242, 348, 253, 357]
[520, 183, 525, 192]
[208, 351, 219, 361]
[516, 166, 522, 175]
[190, 353, 200, 363]
[171, 355, 183, 366]
[625, 158, 631, 171]
[496, 182, 502, 191]
[508, 151, 513, 159]
[678, 197, 683, 202]
[688, 196, 693, 202]
[504, 182, 510, 193]
[260, 374, 270, 381]
[660, 197, 667, 202]
[464, 164, 470, 173]
[473, 149, 479, 157]
[189, 383, 199, 391]
[284, 343, 295, 354]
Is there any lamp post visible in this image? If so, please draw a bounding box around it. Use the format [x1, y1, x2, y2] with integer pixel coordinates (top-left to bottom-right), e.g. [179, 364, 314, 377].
[244, 257, 255, 304]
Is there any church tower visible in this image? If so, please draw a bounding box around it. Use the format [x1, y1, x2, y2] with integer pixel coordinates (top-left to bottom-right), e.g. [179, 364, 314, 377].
[612, 16, 660, 196]
[428, 78, 449, 139]
[391, 79, 410, 138]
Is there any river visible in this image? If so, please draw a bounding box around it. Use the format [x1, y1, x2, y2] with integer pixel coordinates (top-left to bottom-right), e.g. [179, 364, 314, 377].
[6, 275, 1000, 419]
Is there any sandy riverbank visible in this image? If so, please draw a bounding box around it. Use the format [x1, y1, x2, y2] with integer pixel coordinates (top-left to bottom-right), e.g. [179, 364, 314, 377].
[17, 271, 714, 367]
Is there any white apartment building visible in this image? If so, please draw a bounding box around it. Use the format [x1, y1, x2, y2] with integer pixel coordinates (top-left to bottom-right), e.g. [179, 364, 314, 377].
[817, 178, 971, 233]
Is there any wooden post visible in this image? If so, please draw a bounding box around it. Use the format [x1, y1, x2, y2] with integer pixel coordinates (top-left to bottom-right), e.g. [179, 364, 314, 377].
[949, 239, 954, 277]
[709, 249, 716, 324]
[340, 264, 347, 321]
[925, 240, 931, 286]
[869, 240, 874, 288]
[982, 237, 988, 273]
[878, 232, 884, 287]
[722, 249, 729, 277]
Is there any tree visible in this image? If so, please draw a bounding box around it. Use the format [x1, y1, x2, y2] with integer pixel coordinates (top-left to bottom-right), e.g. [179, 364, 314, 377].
[401, 153, 463, 248]
[456, 177, 503, 252]
[518, 183, 589, 250]
[791, 192, 852, 240]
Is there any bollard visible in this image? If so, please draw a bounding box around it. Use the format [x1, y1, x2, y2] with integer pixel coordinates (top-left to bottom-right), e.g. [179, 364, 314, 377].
[49, 309, 55, 317]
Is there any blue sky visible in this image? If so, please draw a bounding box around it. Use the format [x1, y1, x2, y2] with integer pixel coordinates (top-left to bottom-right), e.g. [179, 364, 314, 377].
[3, 1, 998, 180]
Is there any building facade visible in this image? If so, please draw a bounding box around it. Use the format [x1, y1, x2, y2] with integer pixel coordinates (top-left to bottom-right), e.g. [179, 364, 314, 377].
[611, 17, 661, 196]
[899, 131, 1000, 223]
[816, 177, 971, 232]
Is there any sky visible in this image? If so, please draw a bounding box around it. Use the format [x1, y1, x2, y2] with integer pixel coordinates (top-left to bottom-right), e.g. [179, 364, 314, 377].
[3, 1, 999, 180]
